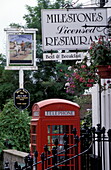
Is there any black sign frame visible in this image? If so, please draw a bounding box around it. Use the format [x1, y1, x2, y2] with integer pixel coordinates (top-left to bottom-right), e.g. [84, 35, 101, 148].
[14, 88, 30, 110]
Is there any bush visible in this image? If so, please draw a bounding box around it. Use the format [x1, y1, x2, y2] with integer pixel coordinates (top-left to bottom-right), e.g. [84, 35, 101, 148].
[0, 99, 31, 153]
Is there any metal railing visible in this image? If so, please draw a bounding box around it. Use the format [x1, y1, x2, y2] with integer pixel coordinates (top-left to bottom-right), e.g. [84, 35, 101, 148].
[4, 123, 111, 170]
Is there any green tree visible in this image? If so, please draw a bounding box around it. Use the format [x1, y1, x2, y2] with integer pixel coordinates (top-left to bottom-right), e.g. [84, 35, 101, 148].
[23, 0, 74, 107]
[0, 0, 78, 111]
[24, 62, 74, 111]
[0, 99, 31, 153]
[0, 54, 19, 110]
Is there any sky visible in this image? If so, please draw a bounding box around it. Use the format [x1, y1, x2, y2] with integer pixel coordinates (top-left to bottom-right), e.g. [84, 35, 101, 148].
[0, 0, 88, 55]
[0, 0, 37, 55]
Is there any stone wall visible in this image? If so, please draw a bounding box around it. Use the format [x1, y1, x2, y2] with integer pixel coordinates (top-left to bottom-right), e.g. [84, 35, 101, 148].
[3, 149, 28, 170]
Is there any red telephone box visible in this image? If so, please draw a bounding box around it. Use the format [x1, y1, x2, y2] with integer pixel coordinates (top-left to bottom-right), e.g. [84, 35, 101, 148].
[30, 98, 80, 169]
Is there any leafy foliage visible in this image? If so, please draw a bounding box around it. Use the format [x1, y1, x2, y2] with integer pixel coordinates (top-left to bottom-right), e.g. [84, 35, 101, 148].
[0, 54, 19, 110]
[22, 0, 75, 107]
[0, 0, 83, 111]
[25, 62, 74, 110]
[89, 36, 111, 65]
[81, 110, 92, 127]
[0, 99, 31, 153]
[65, 56, 98, 96]
[9, 23, 22, 28]
[73, 95, 92, 127]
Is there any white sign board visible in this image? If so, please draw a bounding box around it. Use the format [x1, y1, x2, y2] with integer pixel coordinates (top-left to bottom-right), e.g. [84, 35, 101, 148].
[45, 111, 75, 116]
[43, 52, 84, 61]
[42, 8, 107, 51]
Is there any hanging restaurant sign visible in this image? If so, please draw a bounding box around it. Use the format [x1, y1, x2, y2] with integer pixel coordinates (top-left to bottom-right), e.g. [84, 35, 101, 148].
[41, 8, 107, 51]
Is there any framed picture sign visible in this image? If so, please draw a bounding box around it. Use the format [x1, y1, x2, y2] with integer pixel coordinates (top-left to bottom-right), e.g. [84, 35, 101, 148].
[9, 34, 33, 65]
[5, 28, 38, 70]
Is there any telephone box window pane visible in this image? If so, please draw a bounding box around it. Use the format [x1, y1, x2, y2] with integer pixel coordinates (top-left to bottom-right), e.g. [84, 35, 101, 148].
[32, 145, 36, 153]
[48, 136, 50, 144]
[70, 125, 73, 133]
[48, 125, 50, 134]
[48, 125, 73, 135]
[63, 125, 69, 133]
[52, 125, 64, 134]
[33, 111, 39, 116]
[52, 135, 64, 145]
[60, 125, 63, 134]
[52, 135, 58, 143]
[32, 135, 36, 144]
[70, 135, 74, 144]
[52, 125, 59, 134]
[32, 125, 36, 134]
[59, 135, 64, 145]
[48, 146, 51, 152]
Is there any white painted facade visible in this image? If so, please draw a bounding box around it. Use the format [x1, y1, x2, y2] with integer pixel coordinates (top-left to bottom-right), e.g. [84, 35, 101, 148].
[78, 2, 111, 168]
[92, 80, 111, 130]
[92, 79, 111, 170]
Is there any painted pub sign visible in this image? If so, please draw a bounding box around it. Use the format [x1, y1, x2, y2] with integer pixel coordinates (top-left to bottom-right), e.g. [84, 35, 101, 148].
[9, 34, 33, 65]
[5, 28, 37, 69]
[41, 8, 107, 51]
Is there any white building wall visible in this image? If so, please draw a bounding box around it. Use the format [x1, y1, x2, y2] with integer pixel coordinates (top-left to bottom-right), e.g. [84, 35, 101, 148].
[92, 84, 100, 127]
[101, 84, 111, 129]
[92, 79, 111, 129]
[92, 79, 111, 170]
[88, 2, 111, 170]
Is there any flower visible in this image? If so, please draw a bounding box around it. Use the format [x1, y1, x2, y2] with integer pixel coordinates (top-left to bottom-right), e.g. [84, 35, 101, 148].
[101, 80, 111, 91]
[68, 66, 72, 71]
[81, 65, 86, 69]
[65, 36, 111, 95]
[65, 82, 70, 87]
[89, 36, 111, 66]
[65, 56, 98, 95]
